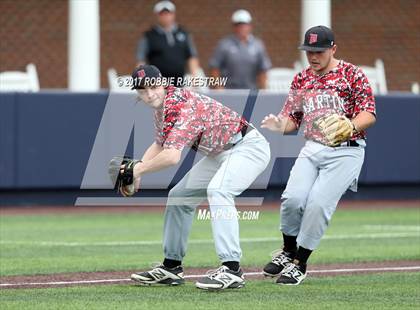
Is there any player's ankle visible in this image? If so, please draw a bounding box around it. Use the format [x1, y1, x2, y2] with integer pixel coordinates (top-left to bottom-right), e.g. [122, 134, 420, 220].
[222, 261, 240, 271]
[282, 233, 298, 253]
[292, 259, 307, 273]
[295, 246, 312, 265]
[163, 258, 182, 269]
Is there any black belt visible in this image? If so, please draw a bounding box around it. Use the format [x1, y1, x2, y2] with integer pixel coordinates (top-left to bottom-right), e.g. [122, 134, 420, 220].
[240, 124, 255, 137]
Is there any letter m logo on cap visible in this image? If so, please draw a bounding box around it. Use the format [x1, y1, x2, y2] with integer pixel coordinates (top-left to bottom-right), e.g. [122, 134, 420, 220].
[137, 69, 146, 78]
[309, 33, 318, 44]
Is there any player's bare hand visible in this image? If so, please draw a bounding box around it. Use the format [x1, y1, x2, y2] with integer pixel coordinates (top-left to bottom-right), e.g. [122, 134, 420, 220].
[261, 114, 283, 132]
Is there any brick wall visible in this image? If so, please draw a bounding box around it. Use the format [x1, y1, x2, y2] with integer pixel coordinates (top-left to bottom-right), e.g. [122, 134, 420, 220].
[333, 0, 420, 91]
[1, 0, 419, 91]
[0, 0, 68, 88]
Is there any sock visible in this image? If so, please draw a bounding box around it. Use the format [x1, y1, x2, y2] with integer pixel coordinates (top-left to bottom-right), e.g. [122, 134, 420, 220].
[295, 246, 312, 265]
[282, 233, 297, 253]
[292, 259, 307, 273]
[163, 258, 182, 269]
[222, 261, 240, 271]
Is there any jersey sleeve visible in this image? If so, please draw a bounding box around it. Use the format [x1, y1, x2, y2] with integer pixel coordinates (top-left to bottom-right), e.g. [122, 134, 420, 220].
[279, 74, 304, 128]
[350, 67, 376, 117]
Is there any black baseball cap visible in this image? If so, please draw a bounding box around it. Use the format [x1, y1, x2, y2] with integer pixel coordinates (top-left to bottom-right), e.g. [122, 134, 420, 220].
[131, 65, 163, 89]
[299, 25, 335, 52]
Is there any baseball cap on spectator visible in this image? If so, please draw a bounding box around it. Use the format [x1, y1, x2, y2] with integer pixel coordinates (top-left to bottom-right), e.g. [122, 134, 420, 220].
[299, 25, 335, 52]
[153, 1, 176, 14]
[131, 65, 163, 89]
[231, 9, 252, 24]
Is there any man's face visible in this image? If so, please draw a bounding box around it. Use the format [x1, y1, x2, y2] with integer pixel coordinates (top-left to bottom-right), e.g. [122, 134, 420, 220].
[157, 10, 175, 28]
[306, 45, 336, 74]
[137, 86, 166, 109]
[233, 23, 252, 39]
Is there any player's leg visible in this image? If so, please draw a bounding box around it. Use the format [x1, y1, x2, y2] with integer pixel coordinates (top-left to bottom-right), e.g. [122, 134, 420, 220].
[208, 131, 270, 263]
[263, 146, 319, 277]
[281, 154, 319, 237]
[277, 147, 365, 285]
[163, 155, 221, 262]
[132, 156, 220, 285]
[297, 147, 365, 250]
[195, 130, 270, 290]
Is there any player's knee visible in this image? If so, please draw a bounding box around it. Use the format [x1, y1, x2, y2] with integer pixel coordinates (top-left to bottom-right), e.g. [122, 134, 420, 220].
[166, 197, 196, 215]
[281, 193, 307, 212]
[207, 188, 233, 201]
[168, 186, 185, 198]
[306, 196, 336, 223]
[167, 187, 190, 207]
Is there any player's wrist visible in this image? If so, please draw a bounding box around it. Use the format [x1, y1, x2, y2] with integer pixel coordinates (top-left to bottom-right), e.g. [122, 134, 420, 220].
[350, 121, 359, 134]
[133, 160, 144, 178]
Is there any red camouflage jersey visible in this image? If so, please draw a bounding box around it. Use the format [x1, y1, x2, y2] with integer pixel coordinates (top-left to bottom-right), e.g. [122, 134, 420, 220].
[154, 86, 248, 155]
[280, 60, 376, 144]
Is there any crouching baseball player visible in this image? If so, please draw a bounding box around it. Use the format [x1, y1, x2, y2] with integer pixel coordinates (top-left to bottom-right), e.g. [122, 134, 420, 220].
[260, 26, 376, 285]
[109, 65, 270, 290]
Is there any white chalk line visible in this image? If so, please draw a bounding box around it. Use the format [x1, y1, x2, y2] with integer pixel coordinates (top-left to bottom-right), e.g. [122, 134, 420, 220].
[1, 232, 419, 247]
[1, 266, 420, 287]
[363, 225, 420, 231]
[75, 197, 264, 206]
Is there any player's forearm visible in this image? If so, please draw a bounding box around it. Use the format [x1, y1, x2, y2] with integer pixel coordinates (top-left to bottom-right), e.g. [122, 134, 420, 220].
[134, 148, 181, 177]
[257, 72, 267, 89]
[187, 57, 200, 76]
[351, 111, 376, 132]
[141, 142, 164, 161]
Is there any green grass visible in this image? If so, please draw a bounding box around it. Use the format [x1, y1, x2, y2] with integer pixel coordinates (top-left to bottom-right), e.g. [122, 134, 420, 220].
[1, 273, 419, 310]
[0, 206, 419, 309]
[1, 208, 419, 276]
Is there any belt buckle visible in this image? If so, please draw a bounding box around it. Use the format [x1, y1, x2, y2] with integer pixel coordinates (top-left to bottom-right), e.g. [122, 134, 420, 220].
[340, 140, 358, 147]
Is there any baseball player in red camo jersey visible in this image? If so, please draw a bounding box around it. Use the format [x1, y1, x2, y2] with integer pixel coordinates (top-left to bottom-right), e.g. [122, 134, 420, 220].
[127, 65, 270, 290]
[261, 25, 376, 285]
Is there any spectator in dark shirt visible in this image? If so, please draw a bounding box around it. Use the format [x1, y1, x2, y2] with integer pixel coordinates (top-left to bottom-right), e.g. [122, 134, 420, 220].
[136, 1, 200, 86]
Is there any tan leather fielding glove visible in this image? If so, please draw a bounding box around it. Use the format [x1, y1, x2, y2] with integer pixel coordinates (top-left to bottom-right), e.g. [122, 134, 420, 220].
[314, 114, 354, 146]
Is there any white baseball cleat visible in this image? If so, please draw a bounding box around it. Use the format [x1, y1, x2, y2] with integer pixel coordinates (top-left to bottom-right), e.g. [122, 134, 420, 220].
[276, 261, 307, 285]
[131, 264, 184, 286]
[195, 265, 245, 290]
[263, 249, 295, 277]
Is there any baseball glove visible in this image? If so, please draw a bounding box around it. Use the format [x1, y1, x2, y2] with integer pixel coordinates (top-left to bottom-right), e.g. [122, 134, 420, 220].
[314, 114, 354, 146]
[108, 156, 142, 196]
